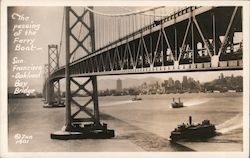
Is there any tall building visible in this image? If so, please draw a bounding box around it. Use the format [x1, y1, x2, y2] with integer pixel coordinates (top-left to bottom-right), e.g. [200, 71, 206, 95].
[162, 80, 168, 93]
[116, 79, 122, 91]
[182, 76, 188, 90]
[168, 77, 175, 87]
[219, 73, 224, 80]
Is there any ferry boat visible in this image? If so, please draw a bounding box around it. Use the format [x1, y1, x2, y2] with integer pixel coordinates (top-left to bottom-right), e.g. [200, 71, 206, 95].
[132, 95, 142, 101]
[170, 116, 216, 141]
[171, 97, 184, 108]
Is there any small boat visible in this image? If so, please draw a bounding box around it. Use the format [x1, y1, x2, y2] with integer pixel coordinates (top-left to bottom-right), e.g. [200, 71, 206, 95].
[171, 97, 184, 108]
[169, 116, 216, 141]
[132, 95, 142, 101]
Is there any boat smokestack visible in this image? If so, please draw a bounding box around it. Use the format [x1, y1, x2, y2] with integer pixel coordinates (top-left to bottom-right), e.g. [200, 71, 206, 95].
[173, 98, 175, 102]
[189, 116, 192, 125]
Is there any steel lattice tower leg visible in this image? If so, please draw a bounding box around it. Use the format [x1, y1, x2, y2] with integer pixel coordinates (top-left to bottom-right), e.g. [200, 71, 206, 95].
[51, 7, 114, 139]
[44, 45, 65, 108]
[42, 64, 48, 102]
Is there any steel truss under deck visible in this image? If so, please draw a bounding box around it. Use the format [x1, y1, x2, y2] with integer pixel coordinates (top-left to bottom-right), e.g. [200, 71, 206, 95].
[51, 6, 242, 80]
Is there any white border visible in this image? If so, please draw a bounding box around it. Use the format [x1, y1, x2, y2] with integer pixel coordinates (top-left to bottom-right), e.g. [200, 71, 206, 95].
[1, 0, 249, 158]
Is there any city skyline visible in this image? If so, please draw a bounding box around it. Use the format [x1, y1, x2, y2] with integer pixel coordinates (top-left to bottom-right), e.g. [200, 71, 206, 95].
[98, 70, 242, 83]
[94, 72, 243, 96]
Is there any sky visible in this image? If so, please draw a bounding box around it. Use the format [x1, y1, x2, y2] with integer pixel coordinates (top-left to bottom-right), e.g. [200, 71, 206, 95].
[8, 7, 64, 90]
[7, 6, 243, 93]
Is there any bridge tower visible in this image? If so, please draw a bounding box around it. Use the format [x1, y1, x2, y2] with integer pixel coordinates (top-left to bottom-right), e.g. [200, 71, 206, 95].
[44, 44, 65, 108]
[51, 7, 114, 139]
[42, 64, 48, 102]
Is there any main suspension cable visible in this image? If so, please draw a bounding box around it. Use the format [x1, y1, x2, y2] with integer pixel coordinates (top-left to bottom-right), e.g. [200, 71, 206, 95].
[122, 7, 169, 17]
[85, 6, 164, 17]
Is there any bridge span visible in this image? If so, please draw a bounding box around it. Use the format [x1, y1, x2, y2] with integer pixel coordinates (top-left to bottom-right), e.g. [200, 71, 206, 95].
[42, 6, 242, 140]
[50, 6, 242, 81]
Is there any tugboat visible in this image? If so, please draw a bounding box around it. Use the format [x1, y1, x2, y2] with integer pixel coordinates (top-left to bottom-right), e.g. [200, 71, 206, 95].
[171, 97, 184, 108]
[169, 116, 216, 141]
[132, 95, 142, 101]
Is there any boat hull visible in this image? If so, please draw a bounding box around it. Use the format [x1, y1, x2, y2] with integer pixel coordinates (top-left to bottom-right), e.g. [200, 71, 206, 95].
[171, 102, 184, 108]
[170, 125, 216, 141]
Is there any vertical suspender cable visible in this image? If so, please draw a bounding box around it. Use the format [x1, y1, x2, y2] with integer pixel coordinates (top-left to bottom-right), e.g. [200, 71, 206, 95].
[99, 15, 101, 48]
[103, 16, 106, 46]
[138, 14, 140, 31]
[118, 17, 121, 39]
[108, 17, 110, 44]
[94, 13, 97, 49]
[138, 14, 141, 30]
[100, 15, 103, 48]
[114, 17, 116, 41]
[126, 16, 128, 36]
[124, 17, 126, 37]
[136, 14, 138, 31]
[143, 14, 145, 29]
[96, 15, 99, 49]
[121, 17, 123, 37]
[124, 16, 126, 37]
[101, 15, 103, 48]
[130, 15, 132, 35]
[58, 8, 65, 67]
[133, 14, 135, 33]
[154, 9, 156, 21]
[112, 17, 114, 42]
[128, 15, 131, 35]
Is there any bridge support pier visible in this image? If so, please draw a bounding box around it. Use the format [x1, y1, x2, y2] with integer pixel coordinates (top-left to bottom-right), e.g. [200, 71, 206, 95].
[51, 7, 114, 139]
[44, 45, 65, 108]
[51, 76, 114, 140]
[43, 80, 65, 108]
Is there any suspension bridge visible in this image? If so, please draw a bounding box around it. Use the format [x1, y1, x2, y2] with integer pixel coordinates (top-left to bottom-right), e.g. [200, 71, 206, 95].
[42, 6, 242, 139]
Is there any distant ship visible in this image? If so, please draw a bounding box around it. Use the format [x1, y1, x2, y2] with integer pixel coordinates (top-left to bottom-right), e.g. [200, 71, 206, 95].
[171, 97, 184, 108]
[170, 116, 216, 141]
[132, 95, 142, 101]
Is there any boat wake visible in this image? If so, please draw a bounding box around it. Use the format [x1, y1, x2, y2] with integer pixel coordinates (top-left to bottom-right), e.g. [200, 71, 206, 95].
[184, 98, 211, 107]
[101, 100, 134, 107]
[216, 113, 243, 134]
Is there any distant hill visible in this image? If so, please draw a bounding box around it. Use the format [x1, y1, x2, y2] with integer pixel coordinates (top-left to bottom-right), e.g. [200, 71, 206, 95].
[204, 75, 243, 92]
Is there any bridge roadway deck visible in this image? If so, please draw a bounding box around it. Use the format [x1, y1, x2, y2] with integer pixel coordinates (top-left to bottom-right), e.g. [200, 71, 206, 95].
[51, 60, 242, 80]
